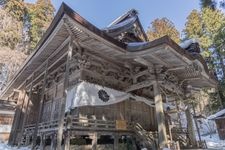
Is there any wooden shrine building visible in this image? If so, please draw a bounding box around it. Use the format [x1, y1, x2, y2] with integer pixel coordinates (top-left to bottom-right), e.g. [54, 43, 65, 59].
[0, 99, 15, 142]
[208, 109, 225, 140]
[0, 3, 217, 150]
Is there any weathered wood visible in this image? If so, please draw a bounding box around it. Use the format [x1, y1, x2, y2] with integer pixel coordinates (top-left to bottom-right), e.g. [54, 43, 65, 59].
[56, 36, 73, 150]
[185, 106, 197, 146]
[64, 113, 72, 150]
[153, 67, 168, 148]
[192, 102, 202, 142]
[125, 80, 154, 92]
[8, 90, 26, 145]
[91, 133, 98, 150]
[175, 100, 182, 129]
[32, 61, 48, 149]
[113, 133, 119, 150]
[19, 75, 34, 147]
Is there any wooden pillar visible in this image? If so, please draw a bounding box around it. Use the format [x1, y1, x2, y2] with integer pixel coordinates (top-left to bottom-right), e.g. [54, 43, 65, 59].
[64, 113, 72, 150]
[153, 68, 168, 149]
[40, 134, 45, 150]
[113, 133, 119, 150]
[51, 134, 56, 150]
[175, 100, 182, 129]
[57, 37, 73, 150]
[192, 102, 202, 142]
[185, 106, 197, 146]
[8, 90, 26, 145]
[32, 61, 48, 149]
[91, 133, 98, 150]
[19, 75, 34, 147]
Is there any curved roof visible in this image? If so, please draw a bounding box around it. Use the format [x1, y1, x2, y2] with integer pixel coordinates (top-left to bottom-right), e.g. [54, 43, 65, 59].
[0, 3, 217, 100]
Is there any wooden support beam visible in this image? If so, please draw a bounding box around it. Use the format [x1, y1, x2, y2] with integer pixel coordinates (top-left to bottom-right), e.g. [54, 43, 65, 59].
[8, 90, 26, 145]
[51, 134, 56, 150]
[185, 105, 197, 146]
[167, 66, 186, 71]
[64, 113, 72, 150]
[91, 133, 98, 150]
[113, 133, 119, 150]
[20, 36, 70, 89]
[134, 57, 154, 67]
[125, 80, 154, 92]
[175, 100, 182, 129]
[19, 75, 34, 147]
[40, 134, 45, 150]
[192, 102, 202, 142]
[32, 61, 48, 149]
[56, 36, 73, 150]
[153, 67, 168, 149]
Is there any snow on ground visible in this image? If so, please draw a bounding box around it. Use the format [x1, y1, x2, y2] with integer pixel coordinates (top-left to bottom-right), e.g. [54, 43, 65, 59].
[201, 133, 225, 150]
[0, 142, 30, 150]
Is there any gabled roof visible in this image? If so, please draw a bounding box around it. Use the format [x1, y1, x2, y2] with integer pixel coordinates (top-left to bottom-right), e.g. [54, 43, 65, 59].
[103, 9, 148, 42]
[0, 3, 217, 99]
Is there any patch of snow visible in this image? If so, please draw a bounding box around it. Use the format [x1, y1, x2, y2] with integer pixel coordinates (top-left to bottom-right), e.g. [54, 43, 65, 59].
[0, 142, 30, 150]
[201, 133, 225, 149]
[0, 125, 11, 133]
[198, 118, 216, 135]
[208, 109, 225, 120]
[162, 148, 170, 150]
[127, 42, 148, 47]
[103, 16, 137, 31]
[179, 39, 199, 49]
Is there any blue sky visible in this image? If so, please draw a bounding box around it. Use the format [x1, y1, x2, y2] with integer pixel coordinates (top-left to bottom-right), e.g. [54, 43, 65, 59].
[26, 0, 200, 36]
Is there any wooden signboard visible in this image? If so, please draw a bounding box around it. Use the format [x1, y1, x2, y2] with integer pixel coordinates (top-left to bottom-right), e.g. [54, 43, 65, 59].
[116, 120, 127, 130]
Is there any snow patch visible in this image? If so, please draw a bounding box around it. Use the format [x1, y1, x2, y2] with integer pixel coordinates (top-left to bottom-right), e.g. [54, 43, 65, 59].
[179, 39, 199, 49]
[103, 16, 137, 31]
[208, 108, 225, 120]
[127, 42, 148, 47]
[0, 142, 30, 150]
[202, 133, 225, 149]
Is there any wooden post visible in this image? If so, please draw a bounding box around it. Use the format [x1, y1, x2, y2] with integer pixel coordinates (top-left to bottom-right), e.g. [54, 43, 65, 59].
[64, 113, 72, 150]
[192, 102, 202, 142]
[8, 90, 26, 145]
[175, 100, 182, 129]
[40, 134, 45, 150]
[32, 61, 48, 149]
[91, 133, 98, 150]
[153, 67, 168, 149]
[51, 134, 55, 150]
[113, 133, 119, 150]
[57, 37, 73, 150]
[19, 75, 34, 147]
[185, 106, 197, 147]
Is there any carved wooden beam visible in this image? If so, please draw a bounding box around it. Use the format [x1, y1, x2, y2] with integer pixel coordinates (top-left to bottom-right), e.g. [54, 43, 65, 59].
[125, 80, 155, 92]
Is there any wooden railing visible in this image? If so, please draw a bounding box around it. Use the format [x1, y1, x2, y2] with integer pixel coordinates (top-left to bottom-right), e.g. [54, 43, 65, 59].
[24, 117, 131, 134]
[132, 123, 158, 150]
[171, 127, 188, 134]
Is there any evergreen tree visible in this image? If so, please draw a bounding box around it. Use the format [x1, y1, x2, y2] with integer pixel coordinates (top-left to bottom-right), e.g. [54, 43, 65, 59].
[184, 6, 225, 109]
[0, 8, 22, 49]
[200, 0, 217, 10]
[27, 0, 54, 51]
[2, 0, 25, 21]
[146, 17, 180, 43]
